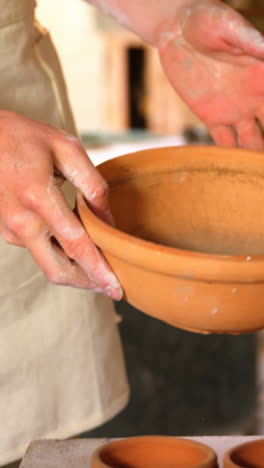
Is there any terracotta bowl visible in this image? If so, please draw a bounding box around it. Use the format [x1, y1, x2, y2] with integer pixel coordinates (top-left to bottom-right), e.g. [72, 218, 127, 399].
[91, 436, 217, 468]
[224, 439, 264, 467]
[77, 145, 264, 334]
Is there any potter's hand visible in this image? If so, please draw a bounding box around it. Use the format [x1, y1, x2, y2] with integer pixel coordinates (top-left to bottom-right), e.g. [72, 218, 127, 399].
[0, 111, 122, 299]
[157, 0, 264, 150]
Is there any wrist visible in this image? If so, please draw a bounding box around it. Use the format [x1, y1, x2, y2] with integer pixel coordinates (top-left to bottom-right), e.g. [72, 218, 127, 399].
[148, 0, 202, 45]
[152, 0, 221, 49]
[87, 0, 203, 45]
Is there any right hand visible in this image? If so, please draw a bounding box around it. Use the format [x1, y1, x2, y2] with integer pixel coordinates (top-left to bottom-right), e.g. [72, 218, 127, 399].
[157, 0, 264, 150]
[0, 110, 122, 300]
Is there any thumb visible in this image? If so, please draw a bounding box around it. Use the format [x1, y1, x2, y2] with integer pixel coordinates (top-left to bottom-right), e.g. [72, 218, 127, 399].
[223, 12, 264, 59]
[53, 137, 115, 226]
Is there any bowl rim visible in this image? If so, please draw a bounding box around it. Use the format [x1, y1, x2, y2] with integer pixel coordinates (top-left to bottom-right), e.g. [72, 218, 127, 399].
[223, 438, 264, 467]
[77, 145, 264, 283]
[90, 435, 217, 468]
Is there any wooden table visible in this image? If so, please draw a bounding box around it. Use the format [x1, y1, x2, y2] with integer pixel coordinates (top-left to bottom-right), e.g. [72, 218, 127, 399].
[20, 436, 263, 468]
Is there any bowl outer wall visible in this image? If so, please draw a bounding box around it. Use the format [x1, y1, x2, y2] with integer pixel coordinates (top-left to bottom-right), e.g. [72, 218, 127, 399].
[77, 146, 264, 333]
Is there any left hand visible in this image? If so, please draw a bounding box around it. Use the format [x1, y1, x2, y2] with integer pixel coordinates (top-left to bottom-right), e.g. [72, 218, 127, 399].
[157, 0, 264, 150]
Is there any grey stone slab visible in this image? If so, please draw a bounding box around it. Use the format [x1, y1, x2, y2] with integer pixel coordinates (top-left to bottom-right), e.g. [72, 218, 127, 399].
[21, 436, 263, 468]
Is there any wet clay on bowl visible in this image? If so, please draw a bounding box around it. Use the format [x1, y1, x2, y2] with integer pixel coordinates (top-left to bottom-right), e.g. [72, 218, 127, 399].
[91, 436, 217, 468]
[77, 145, 264, 334]
[224, 438, 264, 467]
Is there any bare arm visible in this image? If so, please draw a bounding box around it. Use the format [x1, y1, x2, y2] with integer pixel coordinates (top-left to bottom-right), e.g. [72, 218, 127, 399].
[86, 0, 198, 44]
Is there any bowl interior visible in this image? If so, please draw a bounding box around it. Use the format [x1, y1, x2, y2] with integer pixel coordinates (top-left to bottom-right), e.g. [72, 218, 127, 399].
[98, 438, 212, 468]
[104, 148, 264, 255]
[230, 440, 264, 467]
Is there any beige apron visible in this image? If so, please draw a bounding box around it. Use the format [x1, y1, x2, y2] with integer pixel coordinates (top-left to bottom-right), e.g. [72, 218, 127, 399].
[0, 1, 129, 465]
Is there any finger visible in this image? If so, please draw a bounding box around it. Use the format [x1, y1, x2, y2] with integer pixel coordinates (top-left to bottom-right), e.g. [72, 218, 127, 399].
[0, 197, 25, 246]
[29, 237, 110, 291]
[53, 135, 114, 225]
[29, 233, 112, 291]
[236, 118, 264, 151]
[224, 11, 264, 59]
[3, 204, 116, 292]
[22, 179, 122, 300]
[0, 220, 22, 246]
[210, 125, 237, 147]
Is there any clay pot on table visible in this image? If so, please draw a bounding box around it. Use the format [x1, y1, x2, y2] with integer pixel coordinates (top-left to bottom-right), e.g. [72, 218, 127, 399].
[91, 436, 217, 468]
[224, 439, 264, 467]
[77, 145, 264, 334]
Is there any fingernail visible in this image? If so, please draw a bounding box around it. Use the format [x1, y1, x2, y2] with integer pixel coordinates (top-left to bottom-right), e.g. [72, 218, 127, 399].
[103, 270, 121, 289]
[101, 209, 116, 226]
[93, 285, 123, 300]
[105, 285, 123, 301]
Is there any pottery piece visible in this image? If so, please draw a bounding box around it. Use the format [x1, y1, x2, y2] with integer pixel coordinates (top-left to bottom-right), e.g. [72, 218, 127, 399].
[91, 436, 217, 468]
[224, 438, 264, 467]
[77, 145, 264, 334]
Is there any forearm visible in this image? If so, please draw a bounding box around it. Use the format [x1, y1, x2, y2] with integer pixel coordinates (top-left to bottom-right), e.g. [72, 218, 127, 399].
[86, 0, 209, 45]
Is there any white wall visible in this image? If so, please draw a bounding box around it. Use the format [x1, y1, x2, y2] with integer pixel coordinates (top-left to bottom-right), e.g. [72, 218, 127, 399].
[36, 0, 106, 132]
[36, 1, 200, 135]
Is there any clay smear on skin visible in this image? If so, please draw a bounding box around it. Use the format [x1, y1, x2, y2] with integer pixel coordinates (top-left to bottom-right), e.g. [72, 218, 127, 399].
[227, 15, 264, 52]
[47, 176, 86, 241]
[159, 11, 213, 102]
[56, 270, 98, 289]
[158, 6, 213, 101]
[92, 245, 121, 290]
[160, 2, 264, 57]
[58, 130, 101, 199]
[48, 241, 103, 288]
[59, 129, 79, 143]
[88, 188, 106, 202]
[47, 176, 121, 291]
[158, 3, 193, 48]
[91, 0, 130, 28]
[61, 157, 108, 206]
[62, 164, 79, 186]
[208, 3, 264, 53]
[56, 132, 121, 291]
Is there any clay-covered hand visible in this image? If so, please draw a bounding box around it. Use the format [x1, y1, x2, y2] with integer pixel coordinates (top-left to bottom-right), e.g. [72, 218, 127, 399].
[0, 111, 122, 299]
[157, 0, 264, 150]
